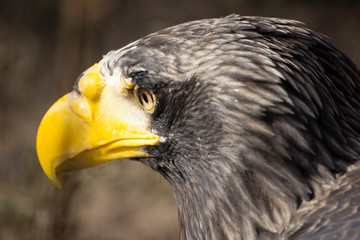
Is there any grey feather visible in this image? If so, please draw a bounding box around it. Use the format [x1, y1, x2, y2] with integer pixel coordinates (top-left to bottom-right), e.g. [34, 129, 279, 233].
[99, 14, 360, 240]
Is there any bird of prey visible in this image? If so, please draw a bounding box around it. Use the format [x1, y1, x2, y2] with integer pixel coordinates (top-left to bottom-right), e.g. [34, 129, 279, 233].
[37, 15, 360, 239]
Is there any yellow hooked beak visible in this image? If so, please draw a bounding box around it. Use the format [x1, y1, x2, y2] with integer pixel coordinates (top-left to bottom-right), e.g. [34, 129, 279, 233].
[36, 63, 159, 189]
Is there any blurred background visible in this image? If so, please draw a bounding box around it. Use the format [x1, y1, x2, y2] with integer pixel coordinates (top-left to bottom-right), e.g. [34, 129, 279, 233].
[1, 0, 359, 239]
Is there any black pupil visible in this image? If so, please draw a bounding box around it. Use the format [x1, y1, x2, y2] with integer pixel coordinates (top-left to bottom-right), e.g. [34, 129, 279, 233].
[142, 92, 149, 103]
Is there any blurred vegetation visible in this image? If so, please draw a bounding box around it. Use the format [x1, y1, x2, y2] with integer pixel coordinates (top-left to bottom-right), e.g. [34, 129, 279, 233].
[0, 0, 359, 239]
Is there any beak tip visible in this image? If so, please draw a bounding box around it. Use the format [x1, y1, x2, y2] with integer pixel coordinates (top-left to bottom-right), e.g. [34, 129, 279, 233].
[41, 164, 65, 190]
[51, 174, 65, 190]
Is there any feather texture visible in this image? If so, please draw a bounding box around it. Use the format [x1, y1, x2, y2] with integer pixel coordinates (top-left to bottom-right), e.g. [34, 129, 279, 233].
[101, 15, 360, 240]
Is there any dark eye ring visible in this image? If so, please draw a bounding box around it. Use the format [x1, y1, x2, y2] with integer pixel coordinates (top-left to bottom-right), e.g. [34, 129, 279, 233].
[134, 86, 156, 112]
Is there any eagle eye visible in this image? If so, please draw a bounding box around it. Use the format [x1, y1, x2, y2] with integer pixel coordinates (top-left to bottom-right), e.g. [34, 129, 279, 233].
[134, 86, 156, 112]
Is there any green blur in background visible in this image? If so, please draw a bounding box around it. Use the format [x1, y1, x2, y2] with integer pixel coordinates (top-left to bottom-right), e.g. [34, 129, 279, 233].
[1, 0, 359, 239]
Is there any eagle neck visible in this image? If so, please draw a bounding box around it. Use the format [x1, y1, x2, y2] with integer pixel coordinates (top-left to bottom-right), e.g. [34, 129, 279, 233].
[168, 154, 295, 240]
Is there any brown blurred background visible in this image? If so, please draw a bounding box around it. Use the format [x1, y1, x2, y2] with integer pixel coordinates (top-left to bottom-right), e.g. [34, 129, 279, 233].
[0, 0, 359, 239]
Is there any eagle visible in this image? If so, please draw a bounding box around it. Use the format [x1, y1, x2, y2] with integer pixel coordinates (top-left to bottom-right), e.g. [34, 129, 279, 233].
[37, 15, 360, 239]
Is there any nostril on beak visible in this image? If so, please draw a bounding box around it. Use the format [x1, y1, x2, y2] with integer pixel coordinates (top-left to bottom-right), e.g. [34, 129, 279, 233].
[68, 91, 92, 123]
[74, 71, 86, 93]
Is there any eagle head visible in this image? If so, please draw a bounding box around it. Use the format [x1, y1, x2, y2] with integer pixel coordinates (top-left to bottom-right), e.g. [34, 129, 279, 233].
[37, 15, 360, 239]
